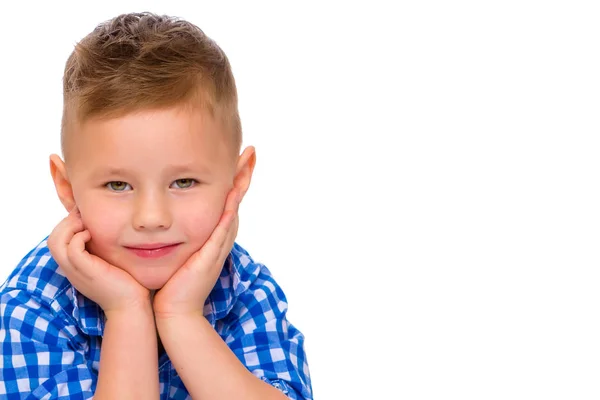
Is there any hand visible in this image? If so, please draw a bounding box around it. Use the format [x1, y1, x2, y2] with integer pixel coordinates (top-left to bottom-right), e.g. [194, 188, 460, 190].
[153, 188, 241, 320]
[47, 207, 151, 315]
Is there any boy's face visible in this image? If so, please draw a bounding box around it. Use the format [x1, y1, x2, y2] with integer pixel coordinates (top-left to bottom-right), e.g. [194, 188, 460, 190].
[52, 106, 253, 290]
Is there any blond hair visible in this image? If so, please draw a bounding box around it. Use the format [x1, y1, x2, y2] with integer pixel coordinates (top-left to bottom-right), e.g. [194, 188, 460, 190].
[61, 12, 241, 159]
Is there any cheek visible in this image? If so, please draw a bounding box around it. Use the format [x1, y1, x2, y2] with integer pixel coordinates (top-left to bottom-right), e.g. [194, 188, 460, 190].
[179, 203, 224, 248]
[77, 201, 127, 249]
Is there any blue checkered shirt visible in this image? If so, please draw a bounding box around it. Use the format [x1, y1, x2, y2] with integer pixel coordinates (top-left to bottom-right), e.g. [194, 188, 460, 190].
[0, 237, 312, 399]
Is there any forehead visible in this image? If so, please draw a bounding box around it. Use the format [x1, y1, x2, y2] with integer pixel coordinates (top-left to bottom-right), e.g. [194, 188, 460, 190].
[67, 106, 234, 174]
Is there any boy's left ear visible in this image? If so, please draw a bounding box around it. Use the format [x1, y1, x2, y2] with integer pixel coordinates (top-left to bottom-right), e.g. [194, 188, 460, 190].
[233, 146, 256, 201]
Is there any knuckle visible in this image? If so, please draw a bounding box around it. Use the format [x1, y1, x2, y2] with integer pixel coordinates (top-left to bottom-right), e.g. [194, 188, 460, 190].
[66, 238, 79, 259]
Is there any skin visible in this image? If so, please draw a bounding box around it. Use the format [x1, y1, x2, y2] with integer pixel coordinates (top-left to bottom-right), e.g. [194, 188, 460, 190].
[47, 106, 287, 399]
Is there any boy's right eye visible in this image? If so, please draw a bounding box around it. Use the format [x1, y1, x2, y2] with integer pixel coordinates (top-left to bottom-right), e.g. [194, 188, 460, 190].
[106, 181, 132, 191]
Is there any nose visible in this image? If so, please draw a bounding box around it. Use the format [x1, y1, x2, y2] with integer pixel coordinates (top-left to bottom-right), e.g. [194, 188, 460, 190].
[132, 192, 172, 231]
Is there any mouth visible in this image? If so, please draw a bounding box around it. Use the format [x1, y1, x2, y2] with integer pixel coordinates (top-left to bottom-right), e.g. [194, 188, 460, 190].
[124, 243, 182, 259]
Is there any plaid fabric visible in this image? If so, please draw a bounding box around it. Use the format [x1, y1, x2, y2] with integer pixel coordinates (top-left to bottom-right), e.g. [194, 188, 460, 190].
[0, 237, 312, 399]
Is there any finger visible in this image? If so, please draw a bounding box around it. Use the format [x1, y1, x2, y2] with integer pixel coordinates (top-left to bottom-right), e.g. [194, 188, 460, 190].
[210, 210, 236, 257]
[215, 189, 240, 260]
[51, 209, 83, 241]
[217, 213, 239, 263]
[210, 188, 239, 246]
[66, 230, 96, 280]
[218, 188, 240, 243]
[224, 188, 240, 213]
[48, 211, 84, 264]
[181, 190, 239, 270]
[62, 210, 84, 239]
[185, 210, 236, 271]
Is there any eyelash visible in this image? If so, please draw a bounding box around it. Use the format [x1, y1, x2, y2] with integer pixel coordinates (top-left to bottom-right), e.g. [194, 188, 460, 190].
[105, 181, 131, 192]
[170, 179, 197, 189]
[104, 179, 198, 192]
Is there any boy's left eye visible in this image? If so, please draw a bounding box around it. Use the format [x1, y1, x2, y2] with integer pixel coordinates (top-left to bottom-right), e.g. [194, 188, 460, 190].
[171, 179, 197, 189]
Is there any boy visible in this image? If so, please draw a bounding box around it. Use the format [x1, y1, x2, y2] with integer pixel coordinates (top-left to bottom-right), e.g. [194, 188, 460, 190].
[0, 12, 312, 400]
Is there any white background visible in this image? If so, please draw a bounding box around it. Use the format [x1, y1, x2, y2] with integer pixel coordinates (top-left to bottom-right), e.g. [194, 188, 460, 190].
[1, 1, 599, 399]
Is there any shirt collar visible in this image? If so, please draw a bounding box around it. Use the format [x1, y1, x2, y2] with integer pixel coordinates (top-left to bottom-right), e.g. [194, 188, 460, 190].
[70, 243, 258, 336]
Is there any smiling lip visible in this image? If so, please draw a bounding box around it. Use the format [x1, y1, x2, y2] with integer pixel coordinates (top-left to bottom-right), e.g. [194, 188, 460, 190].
[125, 243, 181, 259]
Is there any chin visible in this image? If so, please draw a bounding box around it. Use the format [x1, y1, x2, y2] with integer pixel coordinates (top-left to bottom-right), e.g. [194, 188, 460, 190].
[129, 268, 176, 290]
[137, 276, 169, 290]
[144, 282, 166, 290]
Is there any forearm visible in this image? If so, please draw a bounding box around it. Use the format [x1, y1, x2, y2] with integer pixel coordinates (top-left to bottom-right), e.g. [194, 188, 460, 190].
[156, 314, 288, 400]
[95, 304, 159, 400]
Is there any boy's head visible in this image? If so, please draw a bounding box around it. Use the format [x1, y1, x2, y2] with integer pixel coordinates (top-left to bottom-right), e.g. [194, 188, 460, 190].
[60, 12, 242, 160]
[50, 12, 256, 290]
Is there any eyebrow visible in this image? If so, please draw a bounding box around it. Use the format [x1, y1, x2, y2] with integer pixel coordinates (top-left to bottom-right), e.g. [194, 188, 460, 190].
[91, 168, 129, 180]
[91, 164, 210, 180]
[164, 164, 209, 175]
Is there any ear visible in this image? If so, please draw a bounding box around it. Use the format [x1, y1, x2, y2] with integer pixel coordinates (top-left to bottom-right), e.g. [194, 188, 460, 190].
[233, 146, 256, 201]
[49, 154, 76, 212]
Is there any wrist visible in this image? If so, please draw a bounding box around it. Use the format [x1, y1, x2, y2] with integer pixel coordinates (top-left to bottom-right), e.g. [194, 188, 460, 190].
[152, 291, 206, 323]
[104, 298, 154, 323]
[154, 310, 207, 336]
[154, 309, 204, 323]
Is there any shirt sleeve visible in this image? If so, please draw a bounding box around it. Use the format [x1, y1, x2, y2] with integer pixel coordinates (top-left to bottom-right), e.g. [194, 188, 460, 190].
[0, 289, 96, 400]
[223, 268, 313, 400]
